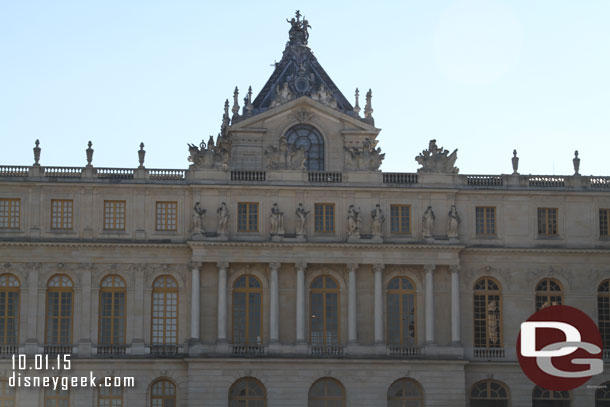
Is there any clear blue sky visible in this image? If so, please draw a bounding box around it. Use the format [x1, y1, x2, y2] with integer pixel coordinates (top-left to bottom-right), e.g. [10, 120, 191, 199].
[1, 1, 608, 175]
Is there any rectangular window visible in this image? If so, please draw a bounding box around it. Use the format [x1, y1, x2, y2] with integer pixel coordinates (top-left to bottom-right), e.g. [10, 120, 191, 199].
[600, 209, 610, 237]
[0, 198, 20, 229]
[237, 202, 258, 232]
[104, 200, 126, 231]
[51, 199, 73, 230]
[475, 206, 496, 236]
[390, 204, 411, 234]
[155, 201, 178, 231]
[314, 203, 335, 233]
[537, 208, 558, 236]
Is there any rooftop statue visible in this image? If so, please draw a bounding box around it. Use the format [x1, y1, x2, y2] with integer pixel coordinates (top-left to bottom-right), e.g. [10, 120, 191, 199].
[188, 137, 230, 170]
[264, 136, 307, 170]
[344, 138, 385, 171]
[415, 139, 459, 174]
[287, 10, 311, 46]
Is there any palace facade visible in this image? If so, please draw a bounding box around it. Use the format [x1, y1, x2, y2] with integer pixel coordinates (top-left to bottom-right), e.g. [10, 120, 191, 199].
[1, 12, 610, 407]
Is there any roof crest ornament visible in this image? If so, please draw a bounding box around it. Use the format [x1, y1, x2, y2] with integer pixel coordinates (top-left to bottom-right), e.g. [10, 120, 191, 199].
[287, 10, 311, 46]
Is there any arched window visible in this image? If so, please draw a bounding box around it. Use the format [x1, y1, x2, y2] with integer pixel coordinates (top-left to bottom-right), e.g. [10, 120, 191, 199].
[99, 275, 126, 346]
[151, 379, 175, 407]
[535, 278, 563, 310]
[45, 274, 74, 345]
[152, 275, 179, 346]
[532, 386, 571, 407]
[473, 277, 502, 348]
[45, 388, 69, 407]
[308, 378, 345, 407]
[599, 280, 610, 350]
[469, 380, 509, 407]
[387, 378, 424, 407]
[0, 379, 15, 407]
[232, 275, 263, 344]
[229, 377, 267, 407]
[596, 382, 610, 407]
[0, 274, 19, 345]
[285, 124, 325, 171]
[98, 385, 122, 407]
[387, 277, 416, 345]
[310, 276, 340, 346]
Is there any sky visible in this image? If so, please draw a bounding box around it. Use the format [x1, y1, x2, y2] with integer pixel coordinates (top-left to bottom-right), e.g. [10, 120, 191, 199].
[0, 0, 609, 175]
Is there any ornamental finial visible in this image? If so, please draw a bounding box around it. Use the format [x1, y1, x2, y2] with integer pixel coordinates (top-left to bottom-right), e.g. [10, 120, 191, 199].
[511, 149, 519, 175]
[353, 88, 361, 116]
[138, 142, 146, 168]
[86, 141, 94, 167]
[573, 150, 580, 176]
[286, 10, 311, 46]
[232, 86, 240, 120]
[364, 89, 374, 122]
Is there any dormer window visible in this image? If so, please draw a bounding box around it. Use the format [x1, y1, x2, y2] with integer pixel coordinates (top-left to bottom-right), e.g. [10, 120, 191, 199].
[285, 124, 324, 170]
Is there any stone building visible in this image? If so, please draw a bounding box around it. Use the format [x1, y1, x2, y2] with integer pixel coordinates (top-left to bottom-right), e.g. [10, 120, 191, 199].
[1, 12, 610, 407]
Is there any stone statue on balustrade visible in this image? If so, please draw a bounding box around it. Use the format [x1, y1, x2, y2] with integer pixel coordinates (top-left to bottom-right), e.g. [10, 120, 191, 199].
[422, 206, 435, 240]
[217, 202, 229, 237]
[295, 203, 310, 237]
[415, 139, 459, 174]
[347, 205, 362, 240]
[447, 205, 460, 240]
[264, 136, 306, 170]
[188, 136, 230, 170]
[371, 204, 384, 242]
[190, 202, 207, 237]
[270, 203, 285, 238]
[344, 138, 385, 171]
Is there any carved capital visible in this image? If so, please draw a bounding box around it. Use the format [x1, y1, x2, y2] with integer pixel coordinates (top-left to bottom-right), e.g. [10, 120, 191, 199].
[450, 265, 461, 274]
[295, 262, 307, 273]
[269, 262, 281, 271]
[346, 263, 359, 272]
[424, 264, 436, 274]
[189, 261, 202, 271]
[372, 264, 385, 273]
[217, 262, 229, 271]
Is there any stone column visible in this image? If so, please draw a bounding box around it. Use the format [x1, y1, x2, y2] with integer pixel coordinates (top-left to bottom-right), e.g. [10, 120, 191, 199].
[131, 266, 146, 355]
[347, 263, 358, 345]
[78, 264, 93, 356]
[217, 262, 229, 343]
[295, 262, 307, 344]
[190, 262, 201, 341]
[424, 264, 435, 344]
[269, 262, 280, 344]
[373, 264, 384, 345]
[450, 265, 461, 345]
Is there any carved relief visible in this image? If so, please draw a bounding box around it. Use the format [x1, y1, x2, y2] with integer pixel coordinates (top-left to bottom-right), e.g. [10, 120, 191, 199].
[347, 205, 362, 239]
[295, 203, 310, 237]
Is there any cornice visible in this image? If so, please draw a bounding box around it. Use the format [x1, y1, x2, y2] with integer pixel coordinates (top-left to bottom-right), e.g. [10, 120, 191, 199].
[187, 241, 465, 251]
[0, 241, 188, 249]
[462, 247, 610, 255]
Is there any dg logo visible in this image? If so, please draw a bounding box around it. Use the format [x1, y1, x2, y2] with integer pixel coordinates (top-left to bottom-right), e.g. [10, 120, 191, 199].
[517, 305, 604, 391]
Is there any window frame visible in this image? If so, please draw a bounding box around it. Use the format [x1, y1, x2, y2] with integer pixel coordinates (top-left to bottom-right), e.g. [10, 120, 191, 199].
[386, 276, 417, 346]
[314, 203, 335, 234]
[532, 385, 572, 406]
[473, 277, 503, 348]
[309, 276, 340, 346]
[50, 199, 74, 230]
[0, 273, 20, 345]
[228, 377, 267, 407]
[599, 280, 610, 350]
[237, 202, 259, 233]
[232, 275, 263, 345]
[600, 208, 610, 238]
[45, 274, 74, 345]
[390, 204, 411, 235]
[387, 378, 424, 406]
[475, 206, 497, 236]
[98, 275, 127, 346]
[469, 380, 510, 406]
[0, 379, 15, 407]
[535, 278, 563, 311]
[103, 200, 127, 231]
[150, 379, 176, 407]
[0, 198, 21, 230]
[45, 388, 70, 407]
[537, 207, 558, 237]
[155, 201, 178, 232]
[151, 275, 179, 346]
[98, 385, 123, 407]
[308, 377, 346, 407]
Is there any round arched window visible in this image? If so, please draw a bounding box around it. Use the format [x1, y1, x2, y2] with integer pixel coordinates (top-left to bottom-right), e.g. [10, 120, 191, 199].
[285, 124, 324, 171]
